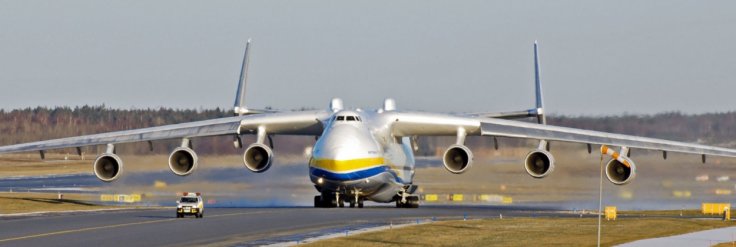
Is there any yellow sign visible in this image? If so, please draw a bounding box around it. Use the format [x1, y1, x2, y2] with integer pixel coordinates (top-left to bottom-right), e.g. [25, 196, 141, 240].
[154, 180, 167, 188]
[502, 196, 513, 204]
[424, 194, 438, 202]
[715, 189, 733, 195]
[101, 194, 142, 203]
[673, 190, 692, 198]
[450, 194, 464, 202]
[702, 203, 731, 215]
[605, 206, 617, 220]
[100, 194, 114, 202]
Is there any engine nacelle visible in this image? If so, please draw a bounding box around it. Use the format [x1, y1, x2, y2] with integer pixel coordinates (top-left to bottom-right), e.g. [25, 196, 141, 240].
[605, 157, 636, 185]
[524, 149, 555, 178]
[243, 143, 273, 173]
[442, 145, 473, 174]
[94, 153, 123, 182]
[168, 147, 198, 176]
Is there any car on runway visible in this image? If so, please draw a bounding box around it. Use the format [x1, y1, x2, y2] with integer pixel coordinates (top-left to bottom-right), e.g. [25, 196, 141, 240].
[176, 193, 204, 218]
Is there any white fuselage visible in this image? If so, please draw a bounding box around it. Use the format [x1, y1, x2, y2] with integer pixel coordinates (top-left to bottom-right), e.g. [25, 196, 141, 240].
[309, 110, 415, 203]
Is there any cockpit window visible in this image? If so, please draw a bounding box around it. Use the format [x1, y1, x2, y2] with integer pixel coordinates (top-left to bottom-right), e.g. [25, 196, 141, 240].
[336, 116, 345, 121]
[346, 116, 356, 121]
[356, 116, 361, 121]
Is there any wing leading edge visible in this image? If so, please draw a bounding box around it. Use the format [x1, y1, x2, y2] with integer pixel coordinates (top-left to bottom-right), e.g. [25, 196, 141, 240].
[389, 111, 736, 158]
[0, 111, 328, 155]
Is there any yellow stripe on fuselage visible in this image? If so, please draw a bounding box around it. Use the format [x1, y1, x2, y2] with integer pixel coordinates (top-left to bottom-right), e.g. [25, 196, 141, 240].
[310, 157, 385, 172]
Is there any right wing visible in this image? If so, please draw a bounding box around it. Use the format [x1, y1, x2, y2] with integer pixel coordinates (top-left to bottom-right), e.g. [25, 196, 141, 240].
[0, 110, 329, 155]
[389, 111, 736, 158]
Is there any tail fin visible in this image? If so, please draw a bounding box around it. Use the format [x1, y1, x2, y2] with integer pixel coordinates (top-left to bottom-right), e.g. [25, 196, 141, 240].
[466, 41, 547, 122]
[233, 38, 252, 116]
[532, 41, 546, 125]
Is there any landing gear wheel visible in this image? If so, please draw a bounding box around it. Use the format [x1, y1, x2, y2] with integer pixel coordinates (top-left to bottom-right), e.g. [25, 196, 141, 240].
[407, 196, 419, 208]
[338, 199, 345, 208]
[176, 213, 182, 218]
[396, 196, 419, 208]
[349, 201, 355, 208]
[358, 198, 364, 208]
[198, 213, 204, 218]
[314, 196, 322, 208]
[321, 192, 337, 208]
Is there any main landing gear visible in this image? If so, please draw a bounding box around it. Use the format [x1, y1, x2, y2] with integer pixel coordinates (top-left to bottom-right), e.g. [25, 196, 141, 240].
[314, 191, 364, 208]
[396, 187, 419, 208]
[396, 195, 419, 208]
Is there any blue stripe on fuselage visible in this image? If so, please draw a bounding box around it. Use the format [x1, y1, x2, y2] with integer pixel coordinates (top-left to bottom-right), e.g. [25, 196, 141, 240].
[310, 166, 403, 183]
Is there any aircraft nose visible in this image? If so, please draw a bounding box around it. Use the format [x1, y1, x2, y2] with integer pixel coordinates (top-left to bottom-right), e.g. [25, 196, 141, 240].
[314, 125, 374, 160]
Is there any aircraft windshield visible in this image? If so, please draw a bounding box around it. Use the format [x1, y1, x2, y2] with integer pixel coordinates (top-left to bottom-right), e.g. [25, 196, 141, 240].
[333, 115, 361, 122]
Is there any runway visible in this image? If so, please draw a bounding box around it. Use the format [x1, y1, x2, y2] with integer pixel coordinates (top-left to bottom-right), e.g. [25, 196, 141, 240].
[0, 206, 564, 247]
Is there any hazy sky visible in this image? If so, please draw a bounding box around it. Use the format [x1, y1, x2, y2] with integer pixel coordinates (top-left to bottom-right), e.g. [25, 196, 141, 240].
[0, 1, 734, 115]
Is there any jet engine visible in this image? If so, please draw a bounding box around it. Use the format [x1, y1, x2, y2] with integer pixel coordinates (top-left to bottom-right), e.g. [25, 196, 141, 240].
[442, 145, 473, 174]
[168, 147, 198, 176]
[243, 143, 273, 173]
[94, 153, 123, 182]
[524, 149, 555, 178]
[605, 157, 636, 185]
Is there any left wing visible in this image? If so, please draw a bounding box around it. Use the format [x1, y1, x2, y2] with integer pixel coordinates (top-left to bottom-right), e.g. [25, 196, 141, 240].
[0, 110, 328, 155]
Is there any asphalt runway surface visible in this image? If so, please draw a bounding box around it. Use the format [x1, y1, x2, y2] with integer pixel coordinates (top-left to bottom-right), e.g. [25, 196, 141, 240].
[0, 205, 566, 247]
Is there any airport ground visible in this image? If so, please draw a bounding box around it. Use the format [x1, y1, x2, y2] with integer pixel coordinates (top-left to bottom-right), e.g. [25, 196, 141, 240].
[3, 145, 736, 246]
[1, 203, 735, 247]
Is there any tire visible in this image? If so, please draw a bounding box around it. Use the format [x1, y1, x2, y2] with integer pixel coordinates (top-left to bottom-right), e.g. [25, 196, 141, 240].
[338, 199, 345, 208]
[358, 198, 364, 208]
[408, 196, 420, 208]
[176, 213, 182, 218]
[314, 196, 322, 208]
[349, 202, 355, 208]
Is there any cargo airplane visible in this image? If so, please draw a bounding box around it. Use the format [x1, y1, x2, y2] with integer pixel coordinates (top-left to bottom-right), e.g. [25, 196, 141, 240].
[2, 40, 736, 208]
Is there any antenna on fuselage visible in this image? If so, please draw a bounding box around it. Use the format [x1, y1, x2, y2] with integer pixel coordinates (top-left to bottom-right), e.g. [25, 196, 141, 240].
[233, 38, 252, 116]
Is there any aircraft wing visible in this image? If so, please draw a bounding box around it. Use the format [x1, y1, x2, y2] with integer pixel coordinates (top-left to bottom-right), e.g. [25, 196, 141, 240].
[0, 111, 328, 155]
[389, 111, 736, 158]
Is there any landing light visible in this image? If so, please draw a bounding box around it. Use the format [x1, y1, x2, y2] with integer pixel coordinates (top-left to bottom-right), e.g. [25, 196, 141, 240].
[317, 177, 324, 184]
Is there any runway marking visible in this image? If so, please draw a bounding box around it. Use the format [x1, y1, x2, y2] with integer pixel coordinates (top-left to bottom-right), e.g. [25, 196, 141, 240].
[0, 210, 273, 243]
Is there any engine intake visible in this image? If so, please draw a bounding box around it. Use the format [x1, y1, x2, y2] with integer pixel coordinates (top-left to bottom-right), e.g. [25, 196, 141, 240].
[524, 149, 555, 178]
[442, 145, 473, 174]
[244, 143, 273, 173]
[94, 153, 123, 182]
[168, 147, 198, 176]
[605, 157, 636, 185]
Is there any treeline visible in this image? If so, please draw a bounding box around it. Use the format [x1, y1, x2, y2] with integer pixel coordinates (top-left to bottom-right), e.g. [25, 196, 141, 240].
[549, 112, 736, 147]
[1, 106, 735, 156]
[0, 106, 236, 155]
